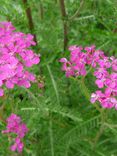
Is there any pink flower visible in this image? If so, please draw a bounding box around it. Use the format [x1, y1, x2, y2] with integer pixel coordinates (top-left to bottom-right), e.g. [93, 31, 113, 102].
[0, 88, 4, 96]
[10, 138, 24, 153]
[111, 57, 117, 71]
[0, 22, 40, 96]
[94, 67, 108, 79]
[60, 46, 88, 77]
[60, 45, 107, 78]
[91, 89, 117, 109]
[60, 58, 75, 77]
[60, 45, 117, 110]
[38, 82, 45, 88]
[95, 77, 106, 88]
[90, 91, 103, 103]
[98, 57, 111, 68]
[2, 113, 28, 153]
[101, 97, 117, 108]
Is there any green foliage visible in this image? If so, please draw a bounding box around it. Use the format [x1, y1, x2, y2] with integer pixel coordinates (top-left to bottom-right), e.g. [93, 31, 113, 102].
[0, 0, 117, 155]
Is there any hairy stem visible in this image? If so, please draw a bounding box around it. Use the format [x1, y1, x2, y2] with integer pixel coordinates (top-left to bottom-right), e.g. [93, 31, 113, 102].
[59, 0, 68, 51]
[0, 104, 6, 123]
[69, 0, 84, 21]
[59, 0, 71, 106]
[23, 0, 43, 74]
[49, 120, 55, 156]
[39, 0, 44, 20]
[79, 77, 101, 113]
[93, 109, 107, 148]
[78, 77, 107, 147]
[22, 0, 37, 44]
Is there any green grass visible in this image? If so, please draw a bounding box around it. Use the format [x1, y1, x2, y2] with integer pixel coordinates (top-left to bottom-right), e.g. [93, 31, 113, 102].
[0, 0, 117, 155]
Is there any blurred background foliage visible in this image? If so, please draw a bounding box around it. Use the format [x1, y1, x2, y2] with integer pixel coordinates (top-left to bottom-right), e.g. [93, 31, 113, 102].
[0, 0, 117, 156]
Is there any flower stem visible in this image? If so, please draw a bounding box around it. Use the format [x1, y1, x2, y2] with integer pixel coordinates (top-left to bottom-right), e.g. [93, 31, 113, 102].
[59, 0, 68, 51]
[78, 77, 101, 113]
[77, 76, 108, 147]
[22, 0, 37, 44]
[0, 104, 6, 123]
[93, 109, 108, 148]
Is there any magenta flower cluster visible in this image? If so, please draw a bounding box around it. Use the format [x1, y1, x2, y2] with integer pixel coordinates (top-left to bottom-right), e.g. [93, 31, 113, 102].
[60, 45, 117, 109]
[91, 56, 117, 109]
[2, 113, 28, 153]
[0, 22, 40, 96]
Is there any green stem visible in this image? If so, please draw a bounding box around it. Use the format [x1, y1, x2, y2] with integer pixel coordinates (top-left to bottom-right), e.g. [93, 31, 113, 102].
[39, 0, 44, 20]
[77, 76, 108, 147]
[59, 0, 68, 51]
[69, 0, 84, 21]
[22, 0, 37, 44]
[49, 119, 55, 156]
[93, 109, 108, 148]
[78, 77, 101, 113]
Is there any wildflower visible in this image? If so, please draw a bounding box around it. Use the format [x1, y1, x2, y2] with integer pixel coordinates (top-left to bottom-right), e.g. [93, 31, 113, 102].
[60, 45, 117, 110]
[38, 82, 45, 89]
[60, 46, 87, 77]
[0, 22, 40, 96]
[10, 138, 24, 153]
[60, 45, 105, 77]
[2, 113, 28, 153]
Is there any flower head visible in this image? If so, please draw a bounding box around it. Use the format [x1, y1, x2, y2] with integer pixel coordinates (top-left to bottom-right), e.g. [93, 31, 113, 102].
[60, 45, 117, 110]
[2, 113, 28, 153]
[0, 22, 40, 96]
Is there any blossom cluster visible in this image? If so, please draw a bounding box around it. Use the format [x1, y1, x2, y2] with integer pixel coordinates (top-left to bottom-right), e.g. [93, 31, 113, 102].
[60, 45, 104, 77]
[2, 113, 28, 153]
[0, 22, 40, 96]
[60, 45, 117, 110]
[91, 56, 117, 109]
